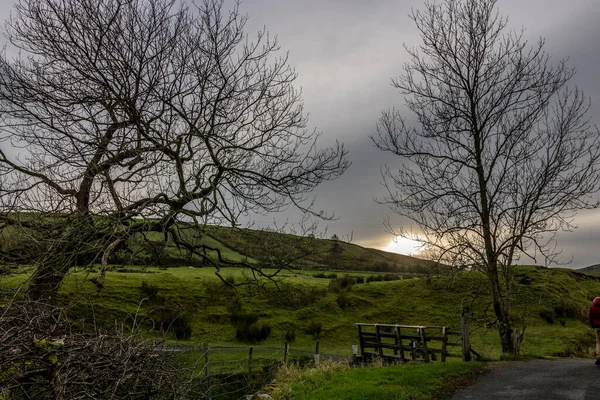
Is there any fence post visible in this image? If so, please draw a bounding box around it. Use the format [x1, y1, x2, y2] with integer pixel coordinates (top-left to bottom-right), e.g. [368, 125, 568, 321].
[203, 342, 210, 378]
[248, 347, 253, 374]
[461, 309, 472, 362]
[441, 327, 447, 362]
[283, 340, 289, 364]
[419, 327, 430, 362]
[375, 324, 383, 358]
[314, 341, 320, 366]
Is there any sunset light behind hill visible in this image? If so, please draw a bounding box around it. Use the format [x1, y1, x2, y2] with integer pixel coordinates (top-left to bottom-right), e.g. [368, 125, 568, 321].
[382, 236, 424, 256]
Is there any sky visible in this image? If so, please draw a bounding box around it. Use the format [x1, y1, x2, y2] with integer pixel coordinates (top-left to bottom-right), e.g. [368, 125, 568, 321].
[231, 0, 600, 269]
[1, 0, 599, 268]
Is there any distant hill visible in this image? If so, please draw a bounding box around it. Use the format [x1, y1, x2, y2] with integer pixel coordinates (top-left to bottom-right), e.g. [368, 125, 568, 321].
[578, 264, 600, 274]
[1, 219, 436, 274]
[173, 224, 436, 274]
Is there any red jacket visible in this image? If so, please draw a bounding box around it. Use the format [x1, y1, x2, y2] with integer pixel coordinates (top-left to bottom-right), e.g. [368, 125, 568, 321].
[589, 298, 600, 328]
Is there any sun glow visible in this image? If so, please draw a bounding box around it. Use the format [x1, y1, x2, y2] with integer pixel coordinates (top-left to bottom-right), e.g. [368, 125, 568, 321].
[383, 236, 424, 256]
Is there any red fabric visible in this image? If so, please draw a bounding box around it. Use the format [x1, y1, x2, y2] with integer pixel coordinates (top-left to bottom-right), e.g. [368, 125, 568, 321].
[589, 298, 600, 328]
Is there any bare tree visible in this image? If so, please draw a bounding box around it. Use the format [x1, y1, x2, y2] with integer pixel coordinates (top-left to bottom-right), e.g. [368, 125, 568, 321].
[0, 0, 348, 301]
[372, 0, 600, 354]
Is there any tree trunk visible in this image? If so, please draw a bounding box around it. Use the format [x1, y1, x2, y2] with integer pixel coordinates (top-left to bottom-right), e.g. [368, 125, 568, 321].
[27, 262, 71, 303]
[488, 271, 516, 354]
[27, 213, 91, 303]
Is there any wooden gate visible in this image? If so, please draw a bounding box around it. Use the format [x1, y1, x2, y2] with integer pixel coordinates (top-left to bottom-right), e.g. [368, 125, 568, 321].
[355, 323, 462, 363]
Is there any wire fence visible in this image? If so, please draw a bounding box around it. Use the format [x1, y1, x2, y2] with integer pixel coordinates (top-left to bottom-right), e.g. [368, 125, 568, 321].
[168, 341, 350, 399]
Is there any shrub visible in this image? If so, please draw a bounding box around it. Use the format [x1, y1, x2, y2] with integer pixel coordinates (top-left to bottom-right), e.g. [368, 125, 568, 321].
[355, 276, 365, 284]
[383, 274, 400, 281]
[230, 313, 259, 326]
[227, 298, 243, 314]
[224, 274, 236, 286]
[336, 292, 351, 310]
[554, 300, 584, 320]
[0, 300, 187, 399]
[171, 315, 193, 340]
[539, 308, 555, 324]
[231, 312, 271, 342]
[152, 306, 193, 340]
[372, 261, 393, 272]
[305, 321, 322, 338]
[236, 323, 272, 342]
[289, 288, 321, 307]
[284, 328, 296, 342]
[140, 281, 164, 304]
[366, 275, 383, 283]
[328, 275, 356, 292]
[314, 272, 337, 279]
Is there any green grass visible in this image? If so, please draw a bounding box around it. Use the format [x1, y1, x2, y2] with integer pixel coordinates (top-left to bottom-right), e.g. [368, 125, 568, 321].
[288, 362, 482, 400]
[4, 263, 600, 399]
[4, 264, 600, 373]
[5, 263, 598, 360]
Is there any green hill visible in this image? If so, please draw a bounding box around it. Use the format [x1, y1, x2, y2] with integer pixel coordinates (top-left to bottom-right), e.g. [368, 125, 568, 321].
[578, 264, 600, 274]
[4, 263, 591, 361]
[1, 219, 435, 274]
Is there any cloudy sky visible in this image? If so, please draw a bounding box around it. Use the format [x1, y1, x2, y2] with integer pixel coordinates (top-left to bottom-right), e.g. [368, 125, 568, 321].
[1, 0, 599, 268]
[225, 0, 600, 269]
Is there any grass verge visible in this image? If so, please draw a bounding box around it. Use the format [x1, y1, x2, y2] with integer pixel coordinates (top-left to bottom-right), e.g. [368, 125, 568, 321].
[265, 361, 482, 400]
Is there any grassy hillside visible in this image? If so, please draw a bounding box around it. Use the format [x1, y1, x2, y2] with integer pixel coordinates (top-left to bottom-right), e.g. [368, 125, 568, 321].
[4, 263, 598, 362]
[578, 264, 600, 274]
[1, 220, 435, 274]
[204, 225, 433, 272]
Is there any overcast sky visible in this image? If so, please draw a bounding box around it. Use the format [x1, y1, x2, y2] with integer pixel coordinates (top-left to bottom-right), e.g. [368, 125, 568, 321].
[237, 0, 600, 269]
[1, 0, 599, 268]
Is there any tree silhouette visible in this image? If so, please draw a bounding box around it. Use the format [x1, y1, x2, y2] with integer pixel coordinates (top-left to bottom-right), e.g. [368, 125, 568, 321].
[373, 0, 600, 354]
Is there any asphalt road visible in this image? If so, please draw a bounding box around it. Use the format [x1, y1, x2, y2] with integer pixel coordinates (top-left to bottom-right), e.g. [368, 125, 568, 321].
[453, 359, 600, 400]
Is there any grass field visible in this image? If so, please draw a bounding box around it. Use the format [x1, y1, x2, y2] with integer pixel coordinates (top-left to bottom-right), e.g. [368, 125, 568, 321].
[5, 263, 599, 361]
[4, 260, 600, 399]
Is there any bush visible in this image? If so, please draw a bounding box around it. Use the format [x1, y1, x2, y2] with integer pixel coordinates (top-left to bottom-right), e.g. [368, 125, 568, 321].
[383, 274, 400, 281]
[152, 306, 193, 340]
[329, 275, 356, 292]
[366, 275, 383, 283]
[289, 288, 321, 307]
[539, 308, 555, 324]
[355, 276, 365, 284]
[231, 312, 271, 343]
[140, 281, 162, 303]
[314, 272, 338, 279]
[336, 292, 351, 310]
[0, 301, 187, 399]
[230, 312, 259, 326]
[554, 300, 584, 320]
[305, 321, 322, 338]
[224, 275, 236, 286]
[236, 323, 272, 342]
[227, 298, 243, 314]
[284, 328, 296, 342]
[371, 261, 393, 272]
[171, 315, 193, 340]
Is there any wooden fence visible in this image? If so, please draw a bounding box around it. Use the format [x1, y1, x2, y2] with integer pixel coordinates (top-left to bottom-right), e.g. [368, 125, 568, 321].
[355, 323, 466, 363]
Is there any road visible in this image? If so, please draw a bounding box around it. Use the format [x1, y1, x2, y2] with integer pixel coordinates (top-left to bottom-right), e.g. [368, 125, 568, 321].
[453, 359, 600, 400]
